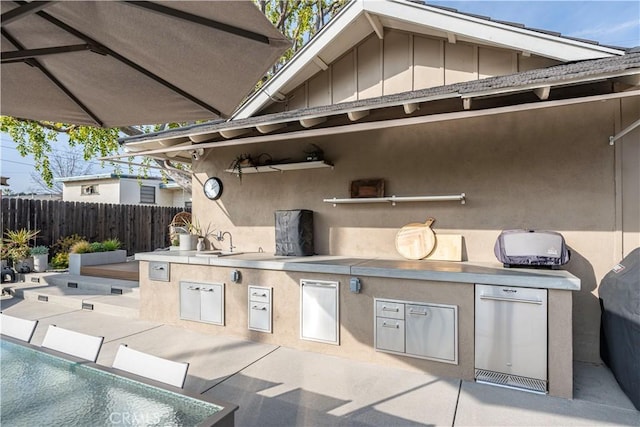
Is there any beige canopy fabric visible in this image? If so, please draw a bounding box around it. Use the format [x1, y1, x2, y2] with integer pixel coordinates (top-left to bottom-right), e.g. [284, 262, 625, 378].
[0, 1, 289, 127]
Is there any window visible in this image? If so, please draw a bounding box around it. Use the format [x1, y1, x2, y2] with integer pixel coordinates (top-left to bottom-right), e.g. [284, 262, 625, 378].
[81, 185, 98, 196]
[140, 185, 156, 204]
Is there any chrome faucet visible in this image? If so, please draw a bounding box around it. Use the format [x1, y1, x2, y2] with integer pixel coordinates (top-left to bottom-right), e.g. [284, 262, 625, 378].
[216, 231, 235, 252]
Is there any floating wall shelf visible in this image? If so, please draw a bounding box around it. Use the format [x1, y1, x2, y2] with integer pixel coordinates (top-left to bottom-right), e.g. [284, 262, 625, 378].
[225, 160, 333, 174]
[323, 193, 466, 206]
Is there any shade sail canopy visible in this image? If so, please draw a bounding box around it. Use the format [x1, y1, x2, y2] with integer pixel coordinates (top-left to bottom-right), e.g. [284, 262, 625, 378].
[1, 1, 290, 127]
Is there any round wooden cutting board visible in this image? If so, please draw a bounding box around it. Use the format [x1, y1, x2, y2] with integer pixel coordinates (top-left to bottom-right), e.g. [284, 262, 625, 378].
[395, 218, 436, 260]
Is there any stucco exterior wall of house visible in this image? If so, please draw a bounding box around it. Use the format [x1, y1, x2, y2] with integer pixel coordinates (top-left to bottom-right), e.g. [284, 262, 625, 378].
[263, 30, 558, 114]
[62, 176, 183, 207]
[119, 179, 144, 205]
[192, 95, 639, 363]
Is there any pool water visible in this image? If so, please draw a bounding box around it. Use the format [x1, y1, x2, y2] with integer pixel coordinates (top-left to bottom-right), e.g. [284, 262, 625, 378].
[0, 339, 222, 426]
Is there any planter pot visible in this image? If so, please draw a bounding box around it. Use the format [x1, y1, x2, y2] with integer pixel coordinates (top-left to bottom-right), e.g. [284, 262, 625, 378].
[69, 250, 127, 275]
[179, 234, 197, 251]
[16, 257, 34, 274]
[32, 253, 48, 272]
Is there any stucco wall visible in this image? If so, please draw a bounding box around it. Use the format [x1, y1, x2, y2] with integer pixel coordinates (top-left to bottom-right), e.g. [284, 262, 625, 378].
[62, 179, 120, 204]
[192, 96, 639, 363]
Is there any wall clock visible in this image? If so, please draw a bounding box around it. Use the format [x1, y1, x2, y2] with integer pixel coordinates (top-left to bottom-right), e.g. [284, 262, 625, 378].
[203, 177, 223, 200]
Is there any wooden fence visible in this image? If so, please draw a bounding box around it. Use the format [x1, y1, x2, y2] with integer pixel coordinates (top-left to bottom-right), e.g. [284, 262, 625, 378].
[1, 197, 186, 255]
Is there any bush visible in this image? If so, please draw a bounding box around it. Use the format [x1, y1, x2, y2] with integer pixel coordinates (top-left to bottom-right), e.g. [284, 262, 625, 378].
[50, 252, 69, 269]
[102, 238, 121, 251]
[90, 242, 105, 252]
[51, 234, 86, 256]
[70, 240, 92, 254]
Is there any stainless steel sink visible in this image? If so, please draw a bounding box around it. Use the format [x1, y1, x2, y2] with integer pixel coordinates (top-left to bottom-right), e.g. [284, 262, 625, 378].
[194, 251, 244, 257]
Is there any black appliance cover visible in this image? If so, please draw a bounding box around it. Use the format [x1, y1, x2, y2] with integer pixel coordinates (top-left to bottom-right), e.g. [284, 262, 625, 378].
[599, 247, 640, 410]
[275, 210, 314, 256]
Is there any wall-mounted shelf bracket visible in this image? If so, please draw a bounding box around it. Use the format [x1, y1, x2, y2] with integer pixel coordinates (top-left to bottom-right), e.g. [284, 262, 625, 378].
[609, 118, 640, 145]
[323, 193, 466, 207]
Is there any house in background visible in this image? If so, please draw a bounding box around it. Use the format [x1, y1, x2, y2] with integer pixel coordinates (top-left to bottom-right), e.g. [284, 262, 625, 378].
[56, 173, 189, 208]
[116, 0, 639, 400]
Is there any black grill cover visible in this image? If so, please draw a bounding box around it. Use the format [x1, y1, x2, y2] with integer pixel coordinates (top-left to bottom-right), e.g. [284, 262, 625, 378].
[275, 210, 314, 256]
[599, 247, 640, 410]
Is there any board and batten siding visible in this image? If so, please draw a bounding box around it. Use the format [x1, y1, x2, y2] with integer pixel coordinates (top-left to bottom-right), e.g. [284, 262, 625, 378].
[263, 29, 558, 114]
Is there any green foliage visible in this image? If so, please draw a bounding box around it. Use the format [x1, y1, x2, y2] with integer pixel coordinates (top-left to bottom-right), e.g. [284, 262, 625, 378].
[30, 245, 49, 255]
[51, 234, 86, 256]
[69, 238, 122, 254]
[70, 240, 93, 254]
[102, 238, 122, 251]
[254, 0, 348, 79]
[3, 228, 40, 262]
[0, 117, 121, 188]
[50, 252, 69, 269]
[90, 242, 105, 252]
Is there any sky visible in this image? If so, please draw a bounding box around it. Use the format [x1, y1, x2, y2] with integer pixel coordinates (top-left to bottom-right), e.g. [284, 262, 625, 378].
[1, 0, 639, 194]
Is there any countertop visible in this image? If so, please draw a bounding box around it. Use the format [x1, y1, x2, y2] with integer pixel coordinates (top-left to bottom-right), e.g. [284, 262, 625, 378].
[136, 251, 581, 291]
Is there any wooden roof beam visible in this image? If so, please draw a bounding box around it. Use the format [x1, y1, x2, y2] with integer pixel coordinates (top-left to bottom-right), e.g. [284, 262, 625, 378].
[300, 117, 327, 128]
[533, 86, 551, 100]
[364, 12, 384, 39]
[347, 110, 370, 121]
[256, 123, 286, 134]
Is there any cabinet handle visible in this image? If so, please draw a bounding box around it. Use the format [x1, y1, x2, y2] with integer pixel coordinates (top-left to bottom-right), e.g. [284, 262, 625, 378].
[382, 321, 399, 329]
[382, 306, 399, 312]
[188, 286, 200, 291]
[152, 266, 165, 270]
[479, 295, 542, 305]
[252, 305, 267, 311]
[204, 288, 214, 292]
[408, 309, 428, 316]
[252, 292, 267, 297]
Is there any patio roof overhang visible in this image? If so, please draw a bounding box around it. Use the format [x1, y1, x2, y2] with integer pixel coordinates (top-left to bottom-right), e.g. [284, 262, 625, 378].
[107, 53, 640, 164]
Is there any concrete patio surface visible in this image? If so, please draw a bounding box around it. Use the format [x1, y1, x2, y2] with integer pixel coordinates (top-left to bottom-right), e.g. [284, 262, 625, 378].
[1, 296, 638, 426]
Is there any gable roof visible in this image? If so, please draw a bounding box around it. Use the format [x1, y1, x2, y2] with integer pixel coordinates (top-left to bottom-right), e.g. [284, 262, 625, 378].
[115, 52, 640, 160]
[232, 0, 627, 120]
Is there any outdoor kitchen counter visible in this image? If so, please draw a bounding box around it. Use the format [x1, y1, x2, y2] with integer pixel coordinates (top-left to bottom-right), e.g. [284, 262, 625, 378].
[135, 251, 580, 291]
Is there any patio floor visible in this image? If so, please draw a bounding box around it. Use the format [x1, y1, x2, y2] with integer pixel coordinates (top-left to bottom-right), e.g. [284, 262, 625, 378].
[1, 296, 638, 426]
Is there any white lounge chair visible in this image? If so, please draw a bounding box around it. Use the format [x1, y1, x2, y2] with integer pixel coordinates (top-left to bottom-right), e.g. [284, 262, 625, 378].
[112, 344, 189, 388]
[0, 312, 38, 342]
[41, 325, 104, 362]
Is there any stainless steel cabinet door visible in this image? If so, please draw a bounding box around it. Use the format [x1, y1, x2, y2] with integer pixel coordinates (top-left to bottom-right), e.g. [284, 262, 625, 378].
[475, 284, 547, 380]
[200, 284, 224, 325]
[376, 317, 405, 353]
[180, 282, 201, 321]
[405, 304, 456, 362]
[300, 280, 339, 344]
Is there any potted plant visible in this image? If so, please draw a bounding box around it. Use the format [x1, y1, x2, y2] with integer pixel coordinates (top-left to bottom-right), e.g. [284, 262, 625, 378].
[68, 238, 126, 275]
[30, 245, 49, 272]
[3, 228, 39, 273]
[180, 218, 215, 251]
[228, 153, 254, 182]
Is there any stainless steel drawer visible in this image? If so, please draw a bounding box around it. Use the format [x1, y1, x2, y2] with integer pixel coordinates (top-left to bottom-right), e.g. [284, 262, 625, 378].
[248, 302, 271, 332]
[148, 261, 169, 282]
[376, 317, 405, 353]
[248, 286, 271, 303]
[376, 301, 405, 320]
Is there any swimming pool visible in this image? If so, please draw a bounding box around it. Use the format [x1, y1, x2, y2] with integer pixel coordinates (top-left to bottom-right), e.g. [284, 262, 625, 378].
[0, 338, 236, 426]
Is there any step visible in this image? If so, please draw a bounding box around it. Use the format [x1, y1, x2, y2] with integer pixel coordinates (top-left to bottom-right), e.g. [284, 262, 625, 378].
[21, 286, 139, 318]
[43, 273, 139, 296]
